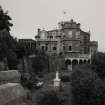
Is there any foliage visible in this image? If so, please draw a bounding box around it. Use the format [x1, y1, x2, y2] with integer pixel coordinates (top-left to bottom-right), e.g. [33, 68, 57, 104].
[0, 6, 13, 31]
[0, 30, 18, 69]
[7, 48, 18, 69]
[32, 50, 49, 75]
[71, 65, 105, 105]
[0, 6, 19, 69]
[36, 90, 66, 105]
[15, 43, 25, 59]
[20, 73, 36, 89]
[61, 74, 70, 82]
[91, 52, 105, 79]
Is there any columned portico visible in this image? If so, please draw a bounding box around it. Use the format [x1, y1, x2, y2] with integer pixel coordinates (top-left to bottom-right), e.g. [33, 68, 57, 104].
[65, 57, 91, 71]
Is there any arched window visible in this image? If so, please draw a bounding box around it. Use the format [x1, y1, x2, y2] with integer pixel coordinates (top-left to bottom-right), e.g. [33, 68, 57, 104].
[41, 46, 44, 51]
[69, 46, 72, 51]
[53, 46, 56, 50]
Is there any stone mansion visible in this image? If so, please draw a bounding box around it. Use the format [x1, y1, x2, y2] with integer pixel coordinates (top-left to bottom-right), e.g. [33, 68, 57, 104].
[35, 19, 98, 69]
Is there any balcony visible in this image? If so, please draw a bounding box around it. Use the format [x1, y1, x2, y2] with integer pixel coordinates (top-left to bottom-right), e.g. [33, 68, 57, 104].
[36, 38, 58, 42]
[64, 53, 91, 59]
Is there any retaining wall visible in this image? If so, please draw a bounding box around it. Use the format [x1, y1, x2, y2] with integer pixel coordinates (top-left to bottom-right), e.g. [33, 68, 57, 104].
[0, 70, 20, 84]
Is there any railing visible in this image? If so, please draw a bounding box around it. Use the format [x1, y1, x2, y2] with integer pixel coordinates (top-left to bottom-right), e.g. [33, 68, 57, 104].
[37, 39, 58, 42]
[65, 53, 91, 59]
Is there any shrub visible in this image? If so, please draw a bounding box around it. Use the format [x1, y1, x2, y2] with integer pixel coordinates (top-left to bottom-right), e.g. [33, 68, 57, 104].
[71, 65, 105, 105]
[32, 50, 49, 75]
[36, 90, 66, 105]
[61, 74, 70, 82]
[91, 52, 105, 79]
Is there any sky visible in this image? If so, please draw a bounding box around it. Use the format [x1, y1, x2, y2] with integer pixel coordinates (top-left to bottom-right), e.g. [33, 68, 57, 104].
[0, 0, 105, 52]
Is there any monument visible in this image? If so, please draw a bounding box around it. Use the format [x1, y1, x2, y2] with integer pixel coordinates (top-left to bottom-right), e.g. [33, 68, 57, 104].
[53, 71, 61, 87]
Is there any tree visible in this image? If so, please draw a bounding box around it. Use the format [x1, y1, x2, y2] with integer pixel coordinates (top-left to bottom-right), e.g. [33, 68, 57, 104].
[0, 30, 19, 69]
[0, 6, 19, 69]
[0, 6, 13, 31]
[32, 50, 49, 75]
[7, 48, 18, 69]
[36, 90, 66, 105]
[71, 65, 105, 105]
[15, 43, 25, 59]
[91, 52, 105, 79]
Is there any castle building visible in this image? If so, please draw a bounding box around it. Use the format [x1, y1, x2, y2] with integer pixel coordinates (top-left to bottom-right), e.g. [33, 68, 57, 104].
[19, 39, 36, 50]
[35, 19, 98, 70]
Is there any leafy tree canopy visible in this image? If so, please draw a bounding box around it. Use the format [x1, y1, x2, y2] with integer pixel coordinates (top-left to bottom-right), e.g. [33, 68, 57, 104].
[91, 52, 105, 79]
[36, 90, 66, 105]
[0, 6, 13, 31]
[32, 50, 49, 75]
[71, 65, 105, 105]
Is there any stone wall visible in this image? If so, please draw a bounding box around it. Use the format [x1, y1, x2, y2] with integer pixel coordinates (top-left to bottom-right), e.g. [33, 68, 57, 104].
[0, 70, 28, 105]
[0, 83, 26, 105]
[0, 70, 21, 85]
[0, 61, 8, 71]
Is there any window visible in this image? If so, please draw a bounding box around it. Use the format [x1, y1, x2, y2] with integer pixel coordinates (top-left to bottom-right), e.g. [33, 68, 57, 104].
[53, 47, 56, 50]
[84, 47, 88, 54]
[63, 46, 65, 50]
[69, 46, 72, 51]
[41, 32, 45, 39]
[41, 46, 44, 51]
[46, 46, 48, 50]
[76, 31, 80, 38]
[84, 36, 89, 43]
[49, 36, 53, 39]
[47, 36, 49, 38]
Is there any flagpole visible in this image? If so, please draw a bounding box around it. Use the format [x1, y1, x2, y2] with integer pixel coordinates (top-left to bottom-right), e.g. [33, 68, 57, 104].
[63, 11, 67, 21]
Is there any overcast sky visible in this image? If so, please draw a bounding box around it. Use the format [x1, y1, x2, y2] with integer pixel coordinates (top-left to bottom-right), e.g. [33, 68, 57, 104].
[0, 0, 105, 52]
